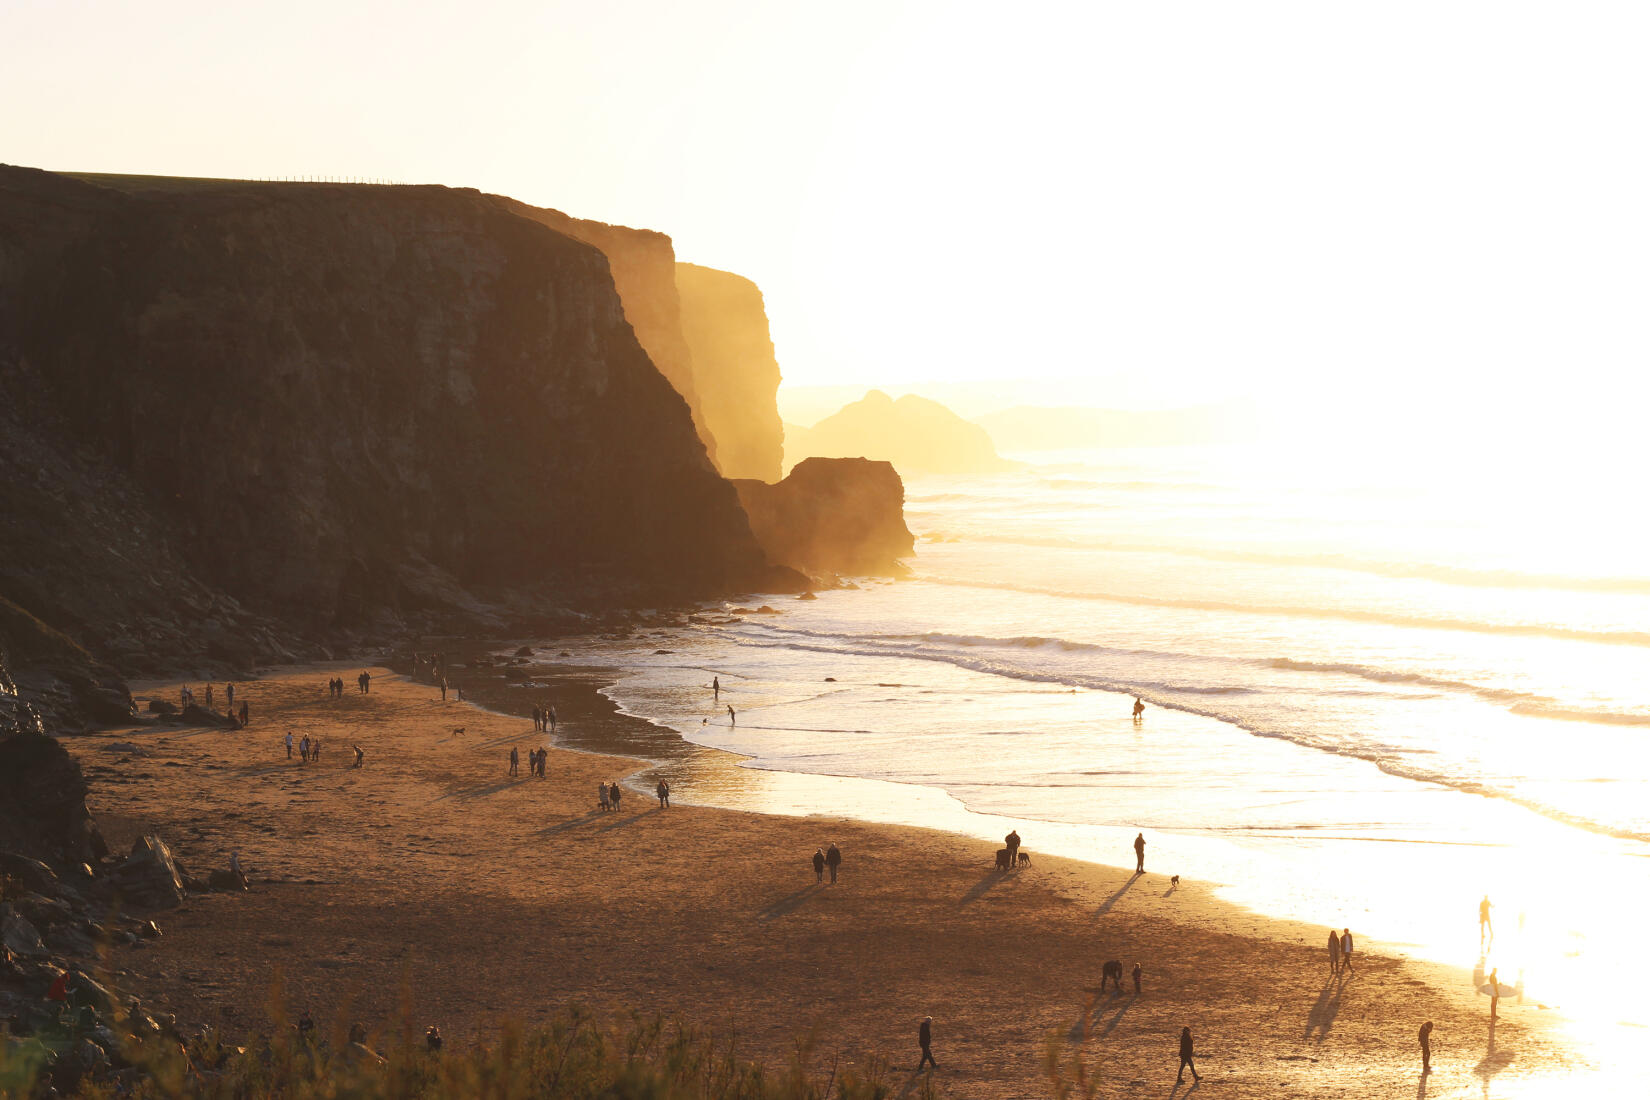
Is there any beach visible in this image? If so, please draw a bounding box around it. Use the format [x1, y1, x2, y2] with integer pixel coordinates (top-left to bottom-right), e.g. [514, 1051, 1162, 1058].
[69, 665, 1586, 1098]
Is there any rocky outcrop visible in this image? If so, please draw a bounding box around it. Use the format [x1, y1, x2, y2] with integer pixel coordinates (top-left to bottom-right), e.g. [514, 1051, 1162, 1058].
[493, 198, 716, 467]
[787, 390, 1016, 476]
[733, 458, 914, 580]
[674, 263, 784, 482]
[0, 166, 802, 676]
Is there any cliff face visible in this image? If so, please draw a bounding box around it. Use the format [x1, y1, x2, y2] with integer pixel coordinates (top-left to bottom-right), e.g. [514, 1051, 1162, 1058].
[733, 458, 914, 580]
[0, 167, 799, 673]
[787, 390, 1016, 476]
[674, 263, 784, 482]
[495, 199, 717, 468]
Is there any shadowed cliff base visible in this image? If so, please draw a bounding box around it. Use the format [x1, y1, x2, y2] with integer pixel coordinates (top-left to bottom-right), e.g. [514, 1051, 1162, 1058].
[0, 166, 804, 682]
[734, 458, 914, 581]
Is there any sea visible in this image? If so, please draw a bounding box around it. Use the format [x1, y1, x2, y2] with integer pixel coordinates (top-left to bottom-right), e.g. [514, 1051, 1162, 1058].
[524, 442, 1650, 1086]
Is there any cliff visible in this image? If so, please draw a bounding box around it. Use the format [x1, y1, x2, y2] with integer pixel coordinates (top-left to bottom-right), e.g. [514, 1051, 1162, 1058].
[493, 198, 716, 468]
[787, 390, 1016, 476]
[733, 458, 914, 580]
[674, 263, 785, 482]
[0, 166, 801, 676]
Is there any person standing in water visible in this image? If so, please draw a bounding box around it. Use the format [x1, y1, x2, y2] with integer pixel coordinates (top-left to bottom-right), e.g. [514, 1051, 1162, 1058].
[1132, 697, 1145, 721]
[727, 704, 735, 725]
[1133, 833, 1146, 874]
[713, 676, 720, 701]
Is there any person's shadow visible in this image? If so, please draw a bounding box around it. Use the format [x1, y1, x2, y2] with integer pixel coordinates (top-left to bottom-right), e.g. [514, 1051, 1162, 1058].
[961, 869, 1006, 905]
[1304, 974, 1346, 1040]
[1095, 875, 1137, 916]
[758, 884, 820, 922]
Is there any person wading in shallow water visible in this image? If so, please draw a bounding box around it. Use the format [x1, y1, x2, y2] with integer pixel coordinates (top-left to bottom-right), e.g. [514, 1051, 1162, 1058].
[713, 676, 720, 701]
[727, 704, 735, 725]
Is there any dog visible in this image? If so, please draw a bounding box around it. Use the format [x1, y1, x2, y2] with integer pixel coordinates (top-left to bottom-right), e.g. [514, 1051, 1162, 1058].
[1170, 875, 1180, 888]
[1016, 850, 1032, 868]
[451, 726, 466, 737]
[1100, 960, 1124, 993]
[994, 848, 1011, 871]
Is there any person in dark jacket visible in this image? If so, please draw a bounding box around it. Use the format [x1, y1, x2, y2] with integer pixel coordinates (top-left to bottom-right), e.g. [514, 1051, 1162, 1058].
[825, 842, 842, 883]
[918, 1016, 936, 1070]
[1419, 1020, 1433, 1074]
[1177, 1027, 1200, 1083]
[812, 848, 826, 883]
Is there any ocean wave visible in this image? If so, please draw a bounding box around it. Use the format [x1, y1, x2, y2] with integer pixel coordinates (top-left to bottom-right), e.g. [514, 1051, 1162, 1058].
[913, 574, 1650, 648]
[715, 629, 1650, 844]
[915, 533, 1650, 597]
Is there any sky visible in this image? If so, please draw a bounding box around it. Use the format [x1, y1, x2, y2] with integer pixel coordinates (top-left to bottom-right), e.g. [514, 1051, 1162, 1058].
[5, 1, 1649, 454]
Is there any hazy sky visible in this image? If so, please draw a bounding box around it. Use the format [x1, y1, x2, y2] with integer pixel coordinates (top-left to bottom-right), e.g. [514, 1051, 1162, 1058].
[6, 1, 1648, 443]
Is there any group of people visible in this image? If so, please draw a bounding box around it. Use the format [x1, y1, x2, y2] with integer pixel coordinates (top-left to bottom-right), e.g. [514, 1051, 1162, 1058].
[532, 704, 557, 732]
[285, 731, 325, 763]
[598, 781, 624, 811]
[509, 746, 550, 777]
[810, 843, 843, 883]
[325, 677, 347, 698]
[180, 683, 251, 726]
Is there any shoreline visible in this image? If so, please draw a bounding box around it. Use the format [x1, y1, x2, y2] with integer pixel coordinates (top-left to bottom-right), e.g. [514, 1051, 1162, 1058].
[65, 661, 1601, 1097]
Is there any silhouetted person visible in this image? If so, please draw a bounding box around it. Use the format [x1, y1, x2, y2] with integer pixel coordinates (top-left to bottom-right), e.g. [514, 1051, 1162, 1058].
[713, 676, 720, 701]
[826, 842, 841, 883]
[532, 706, 542, 731]
[239, 701, 249, 726]
[548, 705, 556, 731]
[1134, 832, 1146, 874]
[1419, 1020, 1433, 1074]
[425, 1025, 441, 1053]
[1341, 928, 1355, 974]
[1132, 697, 1145, 720]
[1328, 929, 1341, 975]
[227, 683, 235, 707]
[656, 779, 670, 808]
[610, 782, 622, 811]
[509, 747, 519, 777]
[728, 704, 735, 724]
[1488, 968, 1499, 1019]
[813, 847, 826, 883]
[1479, 895, 1493, 946]
[1177, 1027, 1200, 1083]
[285, 731, 293, 759]
[354, 744, 364, 768]
[599, 783, 611, 812]
[440, 679, 447, 702]
[1133, 963, 1143, 994]
[1005, 829, 1021, 866]
[918, 1016, 936, 1070]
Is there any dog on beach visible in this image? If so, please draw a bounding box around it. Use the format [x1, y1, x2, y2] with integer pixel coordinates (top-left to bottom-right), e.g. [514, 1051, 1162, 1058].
[1170, 875, 1180, 888]
[1100, 960, 1124, 992]
[451, 726, 466, 737]
[1016, 851, 1032, 868]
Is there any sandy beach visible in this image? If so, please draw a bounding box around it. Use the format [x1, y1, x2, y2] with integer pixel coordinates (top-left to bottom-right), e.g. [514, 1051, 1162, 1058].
[68, 665, 1582, 1098]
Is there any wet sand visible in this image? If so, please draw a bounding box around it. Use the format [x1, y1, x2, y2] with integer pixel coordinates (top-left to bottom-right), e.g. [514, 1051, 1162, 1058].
[70, 665, 1583, 1097]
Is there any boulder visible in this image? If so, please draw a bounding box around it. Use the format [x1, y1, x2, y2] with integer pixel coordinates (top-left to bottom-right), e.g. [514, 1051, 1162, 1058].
[146, 699, 178, 715]
[108, 836, 186, 909]
[733, 458, 916, 579]
[0, 905, 47, 957]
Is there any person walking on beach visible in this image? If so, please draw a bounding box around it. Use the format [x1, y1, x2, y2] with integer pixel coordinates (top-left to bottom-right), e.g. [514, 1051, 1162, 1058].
[509, 747, 519, 777]
[1133, 963, 1143, 994]
[918, 1016, 937, 1070]
[206, 684, 214, 709]
[239, 700, 249, 727]
[599, 783, 611, 812]
[439, 678, 447, 702]
[226, 683, 235, 708]
[825, 842, 842, 883]
[285, 731, 293, 759]
[656, 779, 670, 808]
[713, 676, 720, 701]
[1479, 895, 1493, 946]
[532, 706, 541, 732]
[1487, 968, 1500, 1020]
[609, 781, 622, 812]
[300, 735, 311, 763]
[1134, 832, 1146, 874]
[1005, 829, 1021, 867]
[1340, 928, 1355, 974]
[354, 744, 364, 768]
[813, 847, 826, 883]
[1419, 1020, 1433, 1074]
[548, 705, 556, 732]
[1327, 929, 1341, 976]
[1177, 1027, 1201, 1083]
[313, 738, 322, 761]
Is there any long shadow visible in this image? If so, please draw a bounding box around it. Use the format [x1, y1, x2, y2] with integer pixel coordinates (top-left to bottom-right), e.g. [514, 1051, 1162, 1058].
[1067, 993, 1098, 1041]
[435, 778, 519, 803]
[1473, 1019, 1512, 1081]
[1304, 973, 1347, 1040]
[592, 806, 661, 833]
[1096, 996, 1135, 1039]
[961, 869, 1008, 905]
[1095, 875, 1138, 916]
[533, 810, 603, 838]
[758, 884, 821, 922]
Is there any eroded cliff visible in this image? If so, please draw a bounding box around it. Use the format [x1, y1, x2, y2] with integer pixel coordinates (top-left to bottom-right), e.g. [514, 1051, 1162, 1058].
[675, 262, 784, 482]
[733, 458, 914, 580]
[0, 166, 800, 675]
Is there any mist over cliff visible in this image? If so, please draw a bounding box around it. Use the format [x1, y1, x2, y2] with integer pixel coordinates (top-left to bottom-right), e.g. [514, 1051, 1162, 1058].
[787, 390, 1015, 476]
[675, 263, 785, 482]
[0, 166, 801, 676]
